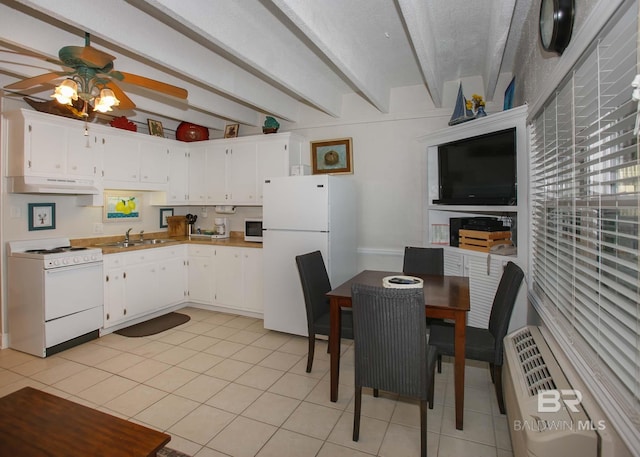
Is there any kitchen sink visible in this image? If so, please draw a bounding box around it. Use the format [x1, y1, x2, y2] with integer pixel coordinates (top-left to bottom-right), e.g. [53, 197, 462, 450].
[97, 239, 174, 248]
[96, 241, 138, 248]
[140, 239, 174, 245]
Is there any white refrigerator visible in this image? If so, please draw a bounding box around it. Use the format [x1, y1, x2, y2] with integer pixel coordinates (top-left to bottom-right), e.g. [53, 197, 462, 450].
[262, 175, 357, 336]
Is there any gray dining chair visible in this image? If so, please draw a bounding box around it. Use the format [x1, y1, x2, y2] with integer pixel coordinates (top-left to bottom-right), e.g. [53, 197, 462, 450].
[428, 261, 524, 414]
[296, 250, 353, 373]
[351, 283, 437, 457]
[402, 246, 444, 276]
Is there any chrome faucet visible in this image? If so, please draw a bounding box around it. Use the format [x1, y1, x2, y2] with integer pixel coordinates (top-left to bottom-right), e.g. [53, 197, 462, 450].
[125, 228, 132, 243]
[139, 230, 145, 241]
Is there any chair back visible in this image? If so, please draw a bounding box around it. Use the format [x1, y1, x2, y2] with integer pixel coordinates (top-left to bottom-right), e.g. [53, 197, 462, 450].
[402, 246, 444, 276]
[351, 283, 428, 399]
[488, 261, 524, 363]
[296, 251, 332, 334]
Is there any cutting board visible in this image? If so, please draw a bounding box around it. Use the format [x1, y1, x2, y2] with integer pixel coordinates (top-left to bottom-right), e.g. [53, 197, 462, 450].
[167, 216, 187, 237]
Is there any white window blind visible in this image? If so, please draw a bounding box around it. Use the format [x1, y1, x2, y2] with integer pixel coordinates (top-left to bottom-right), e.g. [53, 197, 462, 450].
[529, 0, 640, 445]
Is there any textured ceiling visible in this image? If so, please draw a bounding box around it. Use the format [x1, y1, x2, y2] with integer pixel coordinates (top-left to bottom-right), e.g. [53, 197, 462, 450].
[0, 0, 530, 133]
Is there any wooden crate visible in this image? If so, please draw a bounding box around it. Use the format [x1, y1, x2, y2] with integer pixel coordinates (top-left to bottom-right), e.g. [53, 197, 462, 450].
[459, 229, 512, 253]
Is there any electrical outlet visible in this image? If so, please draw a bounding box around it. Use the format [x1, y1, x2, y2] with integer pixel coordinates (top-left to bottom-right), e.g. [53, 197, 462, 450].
[93, 223, 104, 234]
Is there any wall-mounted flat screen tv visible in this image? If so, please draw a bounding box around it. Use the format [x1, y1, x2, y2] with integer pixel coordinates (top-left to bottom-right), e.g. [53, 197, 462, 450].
[435, 127, 517, 205]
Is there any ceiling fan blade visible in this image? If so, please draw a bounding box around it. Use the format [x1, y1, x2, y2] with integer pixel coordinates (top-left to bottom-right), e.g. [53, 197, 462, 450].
[118, 72, 188, 99]
[4, 72, 63, 90]
[104, 81, 136, 110]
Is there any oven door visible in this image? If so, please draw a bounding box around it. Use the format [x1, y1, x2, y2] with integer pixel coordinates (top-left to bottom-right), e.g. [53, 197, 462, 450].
[44, 262, 103, 321]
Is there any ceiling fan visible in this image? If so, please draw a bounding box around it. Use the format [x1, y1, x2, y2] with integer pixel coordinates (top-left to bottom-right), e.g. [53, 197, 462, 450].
[4, 32, 188, 116]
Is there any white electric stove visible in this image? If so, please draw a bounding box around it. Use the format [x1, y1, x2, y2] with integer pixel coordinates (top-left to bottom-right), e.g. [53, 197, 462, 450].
[7, 237, 104, 357]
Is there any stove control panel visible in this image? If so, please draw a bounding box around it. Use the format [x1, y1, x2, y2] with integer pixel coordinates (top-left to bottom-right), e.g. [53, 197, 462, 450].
[44, 251, 103, 269]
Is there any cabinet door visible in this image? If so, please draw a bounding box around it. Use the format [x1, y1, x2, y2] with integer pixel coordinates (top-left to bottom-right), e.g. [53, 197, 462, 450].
[139, 140, 169, 185]
[466, 256, 503, 329]
[188, 146, 207, 204]
[205, 144, 227, 205]
[443, 251, 464, 276]
[103, 254, 128, 328]
[243, 248, 263, 313]
[27, 118, 67, 176]
[101, 133, 140, 182]
[158, 255, 186, 305]
[66, 125, 97, 179]
[256, 139, 289, 203]
[104, 267, 127, 327]
[124, 260, 158, 318]
[227, 143, 257, 204]
[214, 247, 243, 308]
[188, 255, 214, 303]
[167, 147, 189, 204]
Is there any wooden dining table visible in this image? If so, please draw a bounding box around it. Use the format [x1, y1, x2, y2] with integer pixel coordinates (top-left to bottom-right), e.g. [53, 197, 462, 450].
[326, 270, 470, 430]
[0, 386, 171, 456]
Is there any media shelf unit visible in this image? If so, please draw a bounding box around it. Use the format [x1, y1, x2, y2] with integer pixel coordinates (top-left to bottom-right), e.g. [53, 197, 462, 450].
[418, 105, 528, 331]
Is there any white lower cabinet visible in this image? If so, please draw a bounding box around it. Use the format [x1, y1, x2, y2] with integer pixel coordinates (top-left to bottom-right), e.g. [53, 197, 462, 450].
[103, 255, 127, 327]
[443, 250, 505, 329]
[103, 245, 187, 329]
[186, 245, 263, 314]
[213, 247, 263, 313]
[104, 244, 262, 329]
[187, 245, 215, 303]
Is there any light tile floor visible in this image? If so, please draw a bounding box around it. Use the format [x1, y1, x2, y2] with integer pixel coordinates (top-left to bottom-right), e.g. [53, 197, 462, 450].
[0, 307, 514, 457]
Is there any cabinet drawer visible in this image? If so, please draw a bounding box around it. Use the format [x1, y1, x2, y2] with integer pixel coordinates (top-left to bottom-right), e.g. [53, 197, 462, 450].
[188, 245, 213, 257]
[103, 254, 124, 269]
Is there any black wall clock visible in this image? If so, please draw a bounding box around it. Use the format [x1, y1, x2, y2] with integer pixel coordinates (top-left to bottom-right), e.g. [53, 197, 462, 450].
[539, 0, 575, 54]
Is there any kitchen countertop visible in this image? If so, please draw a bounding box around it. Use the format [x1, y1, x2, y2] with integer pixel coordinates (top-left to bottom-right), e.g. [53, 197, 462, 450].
[72, 231, 262, 254]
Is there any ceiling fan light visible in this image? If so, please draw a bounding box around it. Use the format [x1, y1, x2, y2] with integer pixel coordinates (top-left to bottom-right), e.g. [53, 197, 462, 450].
[93, 97, 112, 113]
[98, 88, 120, 107]
[51, 79, 78, 105]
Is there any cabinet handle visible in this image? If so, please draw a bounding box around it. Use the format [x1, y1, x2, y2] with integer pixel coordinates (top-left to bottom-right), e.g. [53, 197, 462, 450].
[106, 313, 110, 320]
[124, 309, 127, 315]
[123, 272, 127, 279]
[106, 275, 109, 282]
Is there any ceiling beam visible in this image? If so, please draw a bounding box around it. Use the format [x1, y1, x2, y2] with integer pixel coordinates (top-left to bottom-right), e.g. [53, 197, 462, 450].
[397, 0, 443, 107]
[482, 0, 517, 101]
[269, 0, 391, 113]
[0, 3, 259, 128]
[11, 0, 302, 122]
[139, 0, 344, 118]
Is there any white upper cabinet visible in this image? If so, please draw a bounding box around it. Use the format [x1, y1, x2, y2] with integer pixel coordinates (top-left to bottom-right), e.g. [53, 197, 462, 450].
[204, 143, 227, 205]
[166, 145, 189, 204]
[188, 144, 208, 204]
[100, 130, 140, 184]
[6, 109, 99, 185]
[7, 109, 307, 202]
[225, 141, 257, 204]
[139, 138, 169, 185]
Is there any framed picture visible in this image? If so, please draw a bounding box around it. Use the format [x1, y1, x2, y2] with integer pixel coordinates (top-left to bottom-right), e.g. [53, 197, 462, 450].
[224, 124, 239, 138]
[159, 208, 174, 228]
[503, 77, 515, 110]
[103, 191, 142, 222]
[311, 137, 353, 175]
[28, 203, 55, 231]
[147, 119, 164, 137]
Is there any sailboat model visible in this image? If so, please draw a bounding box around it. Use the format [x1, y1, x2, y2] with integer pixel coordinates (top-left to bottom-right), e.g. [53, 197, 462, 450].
[448, 83, 475, 126]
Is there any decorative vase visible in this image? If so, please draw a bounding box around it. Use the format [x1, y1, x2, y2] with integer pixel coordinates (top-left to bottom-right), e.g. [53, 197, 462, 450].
[476, 106, 487, 117]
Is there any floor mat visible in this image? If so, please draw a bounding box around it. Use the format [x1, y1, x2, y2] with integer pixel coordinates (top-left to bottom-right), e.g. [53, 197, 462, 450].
[114, 312, 190, 337]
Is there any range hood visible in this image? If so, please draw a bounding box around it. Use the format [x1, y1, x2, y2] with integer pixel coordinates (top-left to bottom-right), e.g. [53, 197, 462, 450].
[8, 176, 100, 195]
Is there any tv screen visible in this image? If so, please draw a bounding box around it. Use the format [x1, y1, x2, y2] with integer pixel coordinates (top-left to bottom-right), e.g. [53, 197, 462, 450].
[436, 127, 517, 205]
